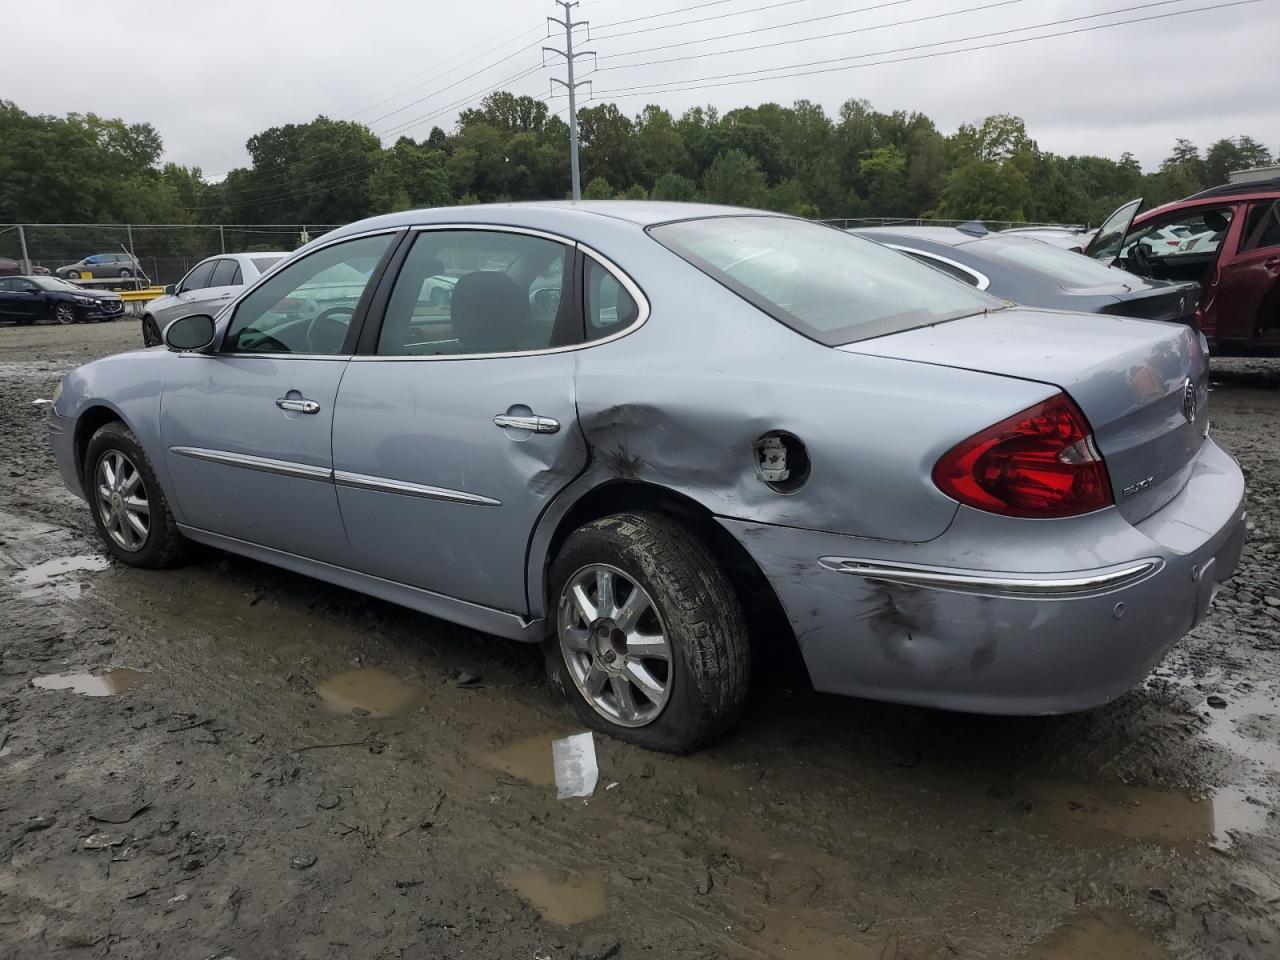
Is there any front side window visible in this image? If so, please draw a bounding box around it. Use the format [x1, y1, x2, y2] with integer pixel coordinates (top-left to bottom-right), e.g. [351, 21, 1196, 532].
[180, 260, 216, 293]
[651, 216, 1001, 345]
[376, 230, 571, 357]
[209, 259, 239, 287]
[223, 233, 393, 356]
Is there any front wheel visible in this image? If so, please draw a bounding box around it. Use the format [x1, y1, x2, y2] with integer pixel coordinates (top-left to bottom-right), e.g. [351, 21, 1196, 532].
[141, 314, 162, 347]
[85, 422, 187, 568]
[545, 512, 750, 753]
[53, 302, 77, 325]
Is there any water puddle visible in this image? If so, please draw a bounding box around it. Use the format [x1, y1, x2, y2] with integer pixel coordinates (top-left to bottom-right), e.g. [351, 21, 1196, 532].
[747, 908, 884, 959]
[1023, 912, 1170, 959]
[484, 734, 558, 787]
[10, 554, 110, 599]
[32, 669, 146, 697]
[1026, 779, 1270, 851]
[315, 669, 429, 717]
[504, 867, 605, 926]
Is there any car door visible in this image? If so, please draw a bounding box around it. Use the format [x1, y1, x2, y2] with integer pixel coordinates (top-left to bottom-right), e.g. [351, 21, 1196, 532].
[1213, 199, 1280, 343]
[160, 232, 398, 564]
[0, 278, 42, 321]
[331, 227, 590, 614]
[156, 259, 218, 327]
[200, 258, 245, 315]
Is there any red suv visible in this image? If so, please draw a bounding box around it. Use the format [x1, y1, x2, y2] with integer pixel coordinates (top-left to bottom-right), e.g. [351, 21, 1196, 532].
[1085, 179, 1280, 352]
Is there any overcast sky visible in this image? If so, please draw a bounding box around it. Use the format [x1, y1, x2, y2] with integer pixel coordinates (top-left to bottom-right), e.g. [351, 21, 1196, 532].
[3, 0, 1274, 178]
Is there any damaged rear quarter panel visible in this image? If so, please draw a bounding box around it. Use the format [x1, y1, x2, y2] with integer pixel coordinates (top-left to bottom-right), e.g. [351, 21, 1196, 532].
[569, 238, 1057, 543]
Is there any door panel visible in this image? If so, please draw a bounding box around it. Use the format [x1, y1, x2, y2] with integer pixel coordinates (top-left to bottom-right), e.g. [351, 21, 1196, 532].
[1215, 200, 1280, 342]
[333, 354, 585, 613]
[161, 356, 349, 562]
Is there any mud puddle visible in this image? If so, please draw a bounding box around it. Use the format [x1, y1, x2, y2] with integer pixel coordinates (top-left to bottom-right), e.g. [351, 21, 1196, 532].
[503, 868, 605, 926]
[9, 553, 110, 599]
[483, 733, 564, 788]
[315, 668, 430, 717]
[1024, 912, 1170, 959]
[31, 668, 146, 697]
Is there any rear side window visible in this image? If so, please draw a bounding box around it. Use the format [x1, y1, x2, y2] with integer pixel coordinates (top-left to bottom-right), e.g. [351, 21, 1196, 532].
[376, 230, 572, 357]
[252, 256, 283, 274]
[901, 251, 982, 287]
[650, 216, 1000, 345]
[1242, 200, 1280, 252]
[585, 258, 640, 340]
[209, 259, 239, 287]
[180, 260, 216, 293]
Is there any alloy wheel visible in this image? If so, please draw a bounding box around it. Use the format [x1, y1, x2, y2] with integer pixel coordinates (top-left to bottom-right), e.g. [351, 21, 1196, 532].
[557, 563, 673, 727]
[94, 450, 150, 552]
[54, 303, 76, 324]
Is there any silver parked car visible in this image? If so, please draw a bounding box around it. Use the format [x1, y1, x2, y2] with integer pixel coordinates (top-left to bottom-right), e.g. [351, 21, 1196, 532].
[46, 203, 1246, 753]
[142, 252, 288, 346]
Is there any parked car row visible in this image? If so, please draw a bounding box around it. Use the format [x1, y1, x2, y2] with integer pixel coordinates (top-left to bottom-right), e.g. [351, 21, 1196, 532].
[0, 275, 124, 324]
[49, 200, 1244, 753]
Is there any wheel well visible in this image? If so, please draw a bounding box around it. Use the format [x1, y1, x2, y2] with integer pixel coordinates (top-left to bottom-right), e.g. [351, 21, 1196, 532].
[544, 481, 808, 687]
[73, 406, 124, 488]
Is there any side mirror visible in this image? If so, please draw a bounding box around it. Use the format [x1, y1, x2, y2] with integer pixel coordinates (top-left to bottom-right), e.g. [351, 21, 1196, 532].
[163, 314, 216, 352]
[163, 284, 176, 295]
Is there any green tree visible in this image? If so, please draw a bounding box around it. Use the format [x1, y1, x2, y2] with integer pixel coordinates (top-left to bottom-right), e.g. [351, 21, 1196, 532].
[651, 172, 699, 202]
[702, 149, 767, 206]
[582, 176, 614, 200]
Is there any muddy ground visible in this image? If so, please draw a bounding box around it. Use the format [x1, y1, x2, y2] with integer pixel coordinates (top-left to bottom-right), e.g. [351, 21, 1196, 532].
[0, 320, 1277, 960]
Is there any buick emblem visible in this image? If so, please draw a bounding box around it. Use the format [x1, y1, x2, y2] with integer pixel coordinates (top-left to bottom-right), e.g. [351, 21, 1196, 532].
[1182, 378, 1197, 424]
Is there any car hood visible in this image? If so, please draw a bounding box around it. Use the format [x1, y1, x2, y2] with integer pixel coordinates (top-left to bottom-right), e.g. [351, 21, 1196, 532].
[74, 289, 122, 301]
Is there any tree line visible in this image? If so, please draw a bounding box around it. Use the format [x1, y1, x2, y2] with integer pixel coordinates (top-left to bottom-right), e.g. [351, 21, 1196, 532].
[1, 94, 1273, 235]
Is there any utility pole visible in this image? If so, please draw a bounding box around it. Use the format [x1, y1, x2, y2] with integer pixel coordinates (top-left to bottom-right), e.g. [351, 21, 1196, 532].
[545, 1, 594, 201]
[17, 225, 31, 275]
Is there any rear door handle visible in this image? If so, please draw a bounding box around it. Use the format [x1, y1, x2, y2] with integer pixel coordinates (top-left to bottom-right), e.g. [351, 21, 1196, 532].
[276, 397, 321, 414]
[493, 414, 560, 434]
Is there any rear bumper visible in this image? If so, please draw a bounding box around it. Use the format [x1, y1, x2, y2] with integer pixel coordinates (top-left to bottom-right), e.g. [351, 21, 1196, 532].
[718, 438, 1246, 715]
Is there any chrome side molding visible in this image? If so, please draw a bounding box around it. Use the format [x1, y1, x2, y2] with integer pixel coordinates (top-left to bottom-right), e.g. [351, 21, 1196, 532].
[817, 557, 1163, 597]
[334, 470, 501, 506]
[169, 446, 333, 482]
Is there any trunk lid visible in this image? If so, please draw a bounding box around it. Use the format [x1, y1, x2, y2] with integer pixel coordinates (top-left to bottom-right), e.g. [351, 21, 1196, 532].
[842, 308, 1208, 523]
[1099, 280, 1200, 326]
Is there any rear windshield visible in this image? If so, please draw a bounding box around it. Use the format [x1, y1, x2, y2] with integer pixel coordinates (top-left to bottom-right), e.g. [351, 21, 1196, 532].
[973, 236, 1130, 288]
[252, 256, 284, 273]
[649, 216, 1001, 345]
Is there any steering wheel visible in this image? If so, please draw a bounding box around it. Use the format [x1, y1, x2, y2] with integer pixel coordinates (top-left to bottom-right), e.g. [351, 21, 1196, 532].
[306, 305, 355, 354]
[1127, 242, 1154, 277]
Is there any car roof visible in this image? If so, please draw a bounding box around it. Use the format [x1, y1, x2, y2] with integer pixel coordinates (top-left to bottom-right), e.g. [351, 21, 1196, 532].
[319, 200, 795, 243]
[1139, 185, 1280, 222]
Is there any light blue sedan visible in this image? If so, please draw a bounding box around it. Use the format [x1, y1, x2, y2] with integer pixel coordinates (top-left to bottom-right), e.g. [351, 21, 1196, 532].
[46, 202, 1247, 752]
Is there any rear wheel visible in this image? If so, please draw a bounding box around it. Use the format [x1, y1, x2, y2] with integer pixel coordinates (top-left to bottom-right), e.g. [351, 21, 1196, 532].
[85, 422, 186, 568]
[545, 512, 750, 753]
[53, 302, 77, 325]
[118, 268, 132, 278]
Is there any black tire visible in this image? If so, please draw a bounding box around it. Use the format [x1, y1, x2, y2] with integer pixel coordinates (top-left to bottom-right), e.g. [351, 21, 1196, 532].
[118, 268, 132, 278]
[52, 302, 77, 325]
[141, 314, 162, 347]
[66, 270, 81, 280]
[84, 421, 187, 569]
[545, 512, 750, 753]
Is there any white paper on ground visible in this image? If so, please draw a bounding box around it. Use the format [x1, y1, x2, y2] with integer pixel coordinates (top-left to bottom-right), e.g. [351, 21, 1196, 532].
[552, 732, 599, 800]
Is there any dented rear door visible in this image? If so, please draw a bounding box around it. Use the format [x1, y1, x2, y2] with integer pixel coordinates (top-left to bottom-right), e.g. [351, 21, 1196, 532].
[332, 351, 586, 615]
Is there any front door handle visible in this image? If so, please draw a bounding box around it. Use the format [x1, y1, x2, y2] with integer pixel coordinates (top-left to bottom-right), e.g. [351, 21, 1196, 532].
[493, 414, 560, 434]
[277, 397, 321, 414]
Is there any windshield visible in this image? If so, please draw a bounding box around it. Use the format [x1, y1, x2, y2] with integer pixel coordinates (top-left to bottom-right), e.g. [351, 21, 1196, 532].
[33, 276, 88, 292]
[649, 216, 1002, 345]
[973, 236, 1133, 288]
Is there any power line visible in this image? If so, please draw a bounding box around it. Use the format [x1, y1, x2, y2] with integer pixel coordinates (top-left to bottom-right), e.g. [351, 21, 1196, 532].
[592, 0, 810, 41]
[577, 0, 1257, 100]
[594, 0, 740, 30]
[598, 0, 1028, 71]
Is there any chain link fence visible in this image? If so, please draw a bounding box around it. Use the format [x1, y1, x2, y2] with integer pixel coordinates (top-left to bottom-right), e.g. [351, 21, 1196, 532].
[0, 224, 343, 287]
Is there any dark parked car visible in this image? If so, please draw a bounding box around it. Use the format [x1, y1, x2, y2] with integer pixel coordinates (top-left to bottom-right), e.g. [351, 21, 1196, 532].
[1085, 180, 1280, 351]
[56, 253, 143, 281]
[0, 276, 124, 325]
[0, 258, 49, 276]
[854, 225, 1199, 325]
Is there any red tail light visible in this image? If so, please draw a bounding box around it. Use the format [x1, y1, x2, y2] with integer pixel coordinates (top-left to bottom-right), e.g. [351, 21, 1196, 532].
[932, 393, 1113, 518]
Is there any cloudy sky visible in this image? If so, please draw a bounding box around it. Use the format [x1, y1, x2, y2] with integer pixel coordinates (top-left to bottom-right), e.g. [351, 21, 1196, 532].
[3, 0, 1274, 177]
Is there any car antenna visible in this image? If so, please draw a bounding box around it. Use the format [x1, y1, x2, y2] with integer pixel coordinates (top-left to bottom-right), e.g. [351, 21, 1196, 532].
[956, 220, 989, 237]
